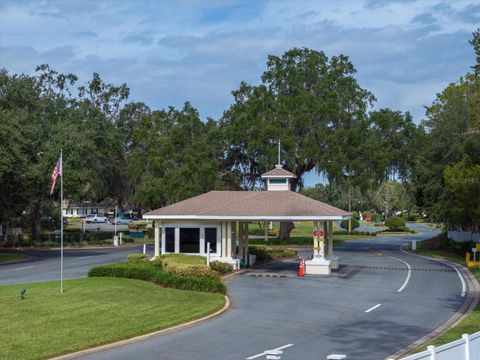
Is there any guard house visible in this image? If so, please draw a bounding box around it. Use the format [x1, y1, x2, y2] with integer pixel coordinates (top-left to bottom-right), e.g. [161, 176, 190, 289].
[143, 165, 350, 274]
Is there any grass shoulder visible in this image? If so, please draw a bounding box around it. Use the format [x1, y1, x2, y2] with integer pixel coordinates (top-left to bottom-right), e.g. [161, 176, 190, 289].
[0, 253, 30, 263]
[0, 277, 225, 360]
[407, 235, 480, 349]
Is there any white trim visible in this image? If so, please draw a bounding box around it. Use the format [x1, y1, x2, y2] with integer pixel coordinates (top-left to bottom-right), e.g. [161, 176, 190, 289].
[261, 174, 296, 178]
[144, 215, 350, 221]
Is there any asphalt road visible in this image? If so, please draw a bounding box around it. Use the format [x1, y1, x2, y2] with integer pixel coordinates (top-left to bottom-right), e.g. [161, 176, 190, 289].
[0, 223, 467, 360]
[0, 244, 150, 285]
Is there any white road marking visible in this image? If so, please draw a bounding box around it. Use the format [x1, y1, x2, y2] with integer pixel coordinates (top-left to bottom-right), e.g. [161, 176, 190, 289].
[399, 245, 466, 297]
[365, 304, 382, 313]
[387, 255, 412, 292]
[246, 344, 294, 359]
[437, 260, 466, 297]
[13, 265, 34, 271]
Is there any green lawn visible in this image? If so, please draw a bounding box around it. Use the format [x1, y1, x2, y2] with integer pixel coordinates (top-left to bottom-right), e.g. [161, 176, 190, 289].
[409, 241, 480, 348]
[0, 253, 30, 263]
[0, 277, 225, 360]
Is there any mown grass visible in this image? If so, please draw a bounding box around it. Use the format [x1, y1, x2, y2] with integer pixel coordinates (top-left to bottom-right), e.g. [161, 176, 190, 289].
[0, 253, 29, 263]
[409, 238, 480, 348]
[0, 277, 225, 360]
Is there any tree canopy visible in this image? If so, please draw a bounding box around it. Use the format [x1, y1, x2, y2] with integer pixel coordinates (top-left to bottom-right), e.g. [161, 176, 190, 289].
[1, 29, 479, 239]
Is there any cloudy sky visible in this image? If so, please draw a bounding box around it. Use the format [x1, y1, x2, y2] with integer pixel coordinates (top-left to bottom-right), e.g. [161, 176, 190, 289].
[0, 0, 478, 184]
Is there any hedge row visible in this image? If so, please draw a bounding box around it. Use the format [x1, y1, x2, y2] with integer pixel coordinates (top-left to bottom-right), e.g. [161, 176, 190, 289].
[249, 246, 297, 262]
[332, 230, 377, 236]
[88, 262, 227, 294]
[250, 236, 313, 245]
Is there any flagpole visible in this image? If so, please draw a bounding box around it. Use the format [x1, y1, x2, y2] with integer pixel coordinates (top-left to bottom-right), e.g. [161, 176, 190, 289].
[60, 149, 64, 294]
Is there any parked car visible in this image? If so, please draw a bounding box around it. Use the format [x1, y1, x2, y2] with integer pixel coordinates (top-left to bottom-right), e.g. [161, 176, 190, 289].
[85, 214, 108, 223]
[110, 216, 133, 225]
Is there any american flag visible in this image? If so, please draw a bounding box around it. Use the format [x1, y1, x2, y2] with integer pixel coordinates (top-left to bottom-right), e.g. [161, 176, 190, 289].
[50, 156, 62, 195]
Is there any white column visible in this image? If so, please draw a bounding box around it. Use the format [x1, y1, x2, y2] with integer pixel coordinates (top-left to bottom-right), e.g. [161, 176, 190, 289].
[154, 221, 160, 258]
[174, 227, 180, 253]
[313, 220, 319, 258]
[244, 222, 249, 255]
[264, 221, 268, 241]
[226, 221, 232, 258]
[327, 220, 334, 257]
[200, 226, 205, 255]
[231, 221, 237, 257]
[319, 220, 325, 258]
[238, 222, 245, 258]
[221, 222, 227, 258]
[161, 226, 166, 255]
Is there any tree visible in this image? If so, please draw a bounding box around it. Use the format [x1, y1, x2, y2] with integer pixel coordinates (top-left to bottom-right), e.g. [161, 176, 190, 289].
[414, 30, 480, 226]
[128, 103, 222, 210]
[221, 48, 375, 240]
[371, 181, 408, 219]
[0, 66, 130, 240]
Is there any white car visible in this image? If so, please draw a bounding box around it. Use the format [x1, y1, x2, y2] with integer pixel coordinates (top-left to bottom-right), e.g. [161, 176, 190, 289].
[85, 214, 108, 223]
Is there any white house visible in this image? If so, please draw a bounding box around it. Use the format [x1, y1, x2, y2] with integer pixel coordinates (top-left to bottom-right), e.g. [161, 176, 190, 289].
[143, 165, 350, 274]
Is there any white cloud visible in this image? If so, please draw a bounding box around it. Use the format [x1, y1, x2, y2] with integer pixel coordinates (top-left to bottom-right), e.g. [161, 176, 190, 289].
[0, 0, 477, 124]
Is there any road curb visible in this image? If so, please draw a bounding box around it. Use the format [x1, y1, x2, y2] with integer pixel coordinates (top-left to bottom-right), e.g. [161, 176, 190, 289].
[221, 269, 249, 280]
[49, 295, 230, 360]
[384, 246, 480, 360]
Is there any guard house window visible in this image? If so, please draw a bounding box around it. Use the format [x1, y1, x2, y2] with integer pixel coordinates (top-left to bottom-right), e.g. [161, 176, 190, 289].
[165, 227, 175, 252]
[180, 228, 200, 253]
[269, 178, 287, 184]
[205, 228, 217, 253]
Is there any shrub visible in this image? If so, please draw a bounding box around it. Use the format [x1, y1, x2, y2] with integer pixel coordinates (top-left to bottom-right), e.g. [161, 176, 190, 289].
[146, 228, 154, 239]
[210, 261, 233, 275]
[340, 217, 360, 230]
[385, 216, 406, 231]
[171, 266, 219, 279]
[402, 212, 422, 221]
[128, 221, 148, 230]
[122, 236, 134, 243]
[249, 246, 297, 262]
[161, 254, 206, 271]
[89, 262, 226, 294]
[249, 236, 313, 246]
[363, 212, 382, 222]
[333, 230, 377, 236]
[128, 253, 149, 263]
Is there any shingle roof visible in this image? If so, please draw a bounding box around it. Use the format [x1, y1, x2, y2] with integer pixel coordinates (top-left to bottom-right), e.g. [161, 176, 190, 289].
[261, 166, 296, 178]
[144, 191, 350, 220]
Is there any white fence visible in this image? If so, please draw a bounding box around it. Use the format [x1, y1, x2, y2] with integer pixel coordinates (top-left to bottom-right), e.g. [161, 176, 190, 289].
[393, 331, 480, 360]
[448, 231, 480, 243]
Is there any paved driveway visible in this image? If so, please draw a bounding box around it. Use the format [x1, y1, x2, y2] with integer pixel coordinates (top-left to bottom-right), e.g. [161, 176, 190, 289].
[67, 224, 466, 360]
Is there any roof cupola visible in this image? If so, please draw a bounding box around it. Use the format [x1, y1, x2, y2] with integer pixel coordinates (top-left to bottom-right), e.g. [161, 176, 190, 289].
[261, 165, 296, 191]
